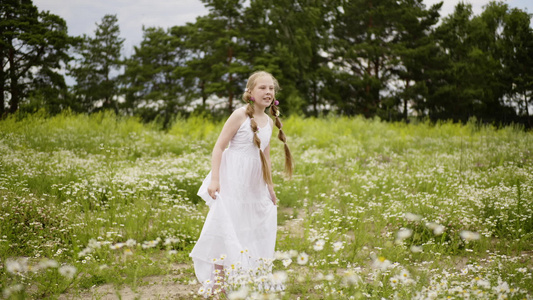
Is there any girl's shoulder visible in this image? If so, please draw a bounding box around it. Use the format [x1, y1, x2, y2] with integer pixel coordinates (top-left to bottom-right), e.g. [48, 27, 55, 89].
[225, 107, 248, 127]
[231, 106, 247, 120]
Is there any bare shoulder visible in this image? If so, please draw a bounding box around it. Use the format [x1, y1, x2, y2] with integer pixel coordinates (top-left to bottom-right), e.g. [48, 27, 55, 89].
[225, 107, 247, 126]
[220, 107, 247, 134]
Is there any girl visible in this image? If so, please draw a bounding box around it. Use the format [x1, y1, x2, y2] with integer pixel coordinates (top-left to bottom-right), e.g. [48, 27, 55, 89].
[189, 71, 293, 296]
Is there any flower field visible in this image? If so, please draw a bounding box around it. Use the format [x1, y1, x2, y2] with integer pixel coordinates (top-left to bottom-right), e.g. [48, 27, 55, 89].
[1, 111, 532, 299]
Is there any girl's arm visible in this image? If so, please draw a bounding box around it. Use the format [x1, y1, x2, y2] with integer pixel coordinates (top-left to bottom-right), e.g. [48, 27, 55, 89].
[207, 109, 246, 199]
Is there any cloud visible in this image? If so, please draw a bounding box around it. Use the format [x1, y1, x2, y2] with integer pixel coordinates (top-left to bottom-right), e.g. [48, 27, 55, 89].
[33, 0, 209, 54]
[424, 0, 531, 18]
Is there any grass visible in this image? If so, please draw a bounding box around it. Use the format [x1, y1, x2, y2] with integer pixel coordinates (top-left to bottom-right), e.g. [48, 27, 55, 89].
[0, 111, 532, 299]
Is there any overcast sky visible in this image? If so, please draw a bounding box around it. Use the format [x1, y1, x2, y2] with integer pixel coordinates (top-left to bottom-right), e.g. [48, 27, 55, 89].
[33, 0, 532, 56]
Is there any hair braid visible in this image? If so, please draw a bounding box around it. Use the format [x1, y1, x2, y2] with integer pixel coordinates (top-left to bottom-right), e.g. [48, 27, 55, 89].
[270, 104, 293, 178]
[243, 94, 273, 186]
[242, 70, 294, 185]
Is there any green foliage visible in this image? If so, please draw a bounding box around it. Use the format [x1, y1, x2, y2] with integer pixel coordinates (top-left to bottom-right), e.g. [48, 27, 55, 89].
[0, 113, 532, 298]
[122, 25, 195, 127]
[69, 14, 124, 113]
[0, 0, 70, 116]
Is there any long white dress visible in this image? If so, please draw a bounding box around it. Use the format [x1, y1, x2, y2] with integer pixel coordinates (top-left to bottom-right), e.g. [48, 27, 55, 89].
[190, 113, 277, 288]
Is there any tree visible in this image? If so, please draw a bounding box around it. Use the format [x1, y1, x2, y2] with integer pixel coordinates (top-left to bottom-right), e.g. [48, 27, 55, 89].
[185, 15, 229, 111]
[263, 0, 334, 116]
[192, 0, 250, 114]
[427, 1, 524, 123]
[69, 14, 124, 113]
[0, 0, 70, 116]
[428, 3, 491, 122]
[391, 0, 442, 121]
[331, 0, 404, 117]
[122, 25, 193, 124]
[500, 7, 533, 125]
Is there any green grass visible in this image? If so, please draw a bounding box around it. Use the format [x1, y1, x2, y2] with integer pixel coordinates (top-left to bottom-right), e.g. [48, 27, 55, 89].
[0, 111, 532, 299]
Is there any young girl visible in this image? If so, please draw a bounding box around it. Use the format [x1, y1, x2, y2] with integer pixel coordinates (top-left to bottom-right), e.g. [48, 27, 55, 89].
[189, 71, 293, 296]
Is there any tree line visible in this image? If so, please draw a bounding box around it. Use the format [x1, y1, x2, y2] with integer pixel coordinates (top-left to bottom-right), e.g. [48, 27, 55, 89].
[1, 0, 532, 127]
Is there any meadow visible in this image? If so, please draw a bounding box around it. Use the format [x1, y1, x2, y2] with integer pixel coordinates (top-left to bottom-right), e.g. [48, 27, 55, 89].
[0, 111, 532, 299]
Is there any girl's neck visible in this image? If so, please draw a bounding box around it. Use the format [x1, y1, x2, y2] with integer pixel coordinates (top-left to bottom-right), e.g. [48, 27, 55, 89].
[253, 109, 266, 118]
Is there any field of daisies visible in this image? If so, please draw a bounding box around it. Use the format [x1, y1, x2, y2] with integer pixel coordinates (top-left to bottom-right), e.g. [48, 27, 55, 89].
[1, 111, 532, 299]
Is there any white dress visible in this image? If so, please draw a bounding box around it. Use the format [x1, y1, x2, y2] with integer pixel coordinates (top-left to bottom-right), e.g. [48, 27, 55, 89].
[190, 113, 277, 288]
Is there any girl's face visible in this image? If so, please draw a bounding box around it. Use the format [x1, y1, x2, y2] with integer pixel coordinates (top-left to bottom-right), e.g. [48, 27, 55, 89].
[250, 75, 275, 108]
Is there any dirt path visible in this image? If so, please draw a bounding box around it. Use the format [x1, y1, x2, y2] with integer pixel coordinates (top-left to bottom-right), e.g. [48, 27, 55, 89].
[59, 264, 198, 300]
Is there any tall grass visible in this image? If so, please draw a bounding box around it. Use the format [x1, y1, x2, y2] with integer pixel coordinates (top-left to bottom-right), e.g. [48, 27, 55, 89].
[0, 111, 531, 299]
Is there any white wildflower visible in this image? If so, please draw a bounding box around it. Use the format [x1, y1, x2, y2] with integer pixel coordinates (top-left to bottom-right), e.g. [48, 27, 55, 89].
[475, 278, 491, 289]
[426, 222, 445, 235]
[282, 258, 292, 267]
[5, 258, 27, 275]
[342, 270, 361, 285]
[313, 239, 325, 251]
[398, 269, 410, 280]
[372, 256, 391, 270]
[110, 242, 125, 250]
[125, 239, 137, 247]
[404, 212, 422, 222]
[297, 252, 309, 265]
[274, 251, 290, 260]
[38, 258, 59, 269]
[198, 286, 206, 295]
[460, 230, 481, 241]
[272, 271, 288, 284]
[88, 238, 102, 249]
[2, 284, 24, 299]
[396, 228, 413, 243]
[332, 241, 344, 252]
[58, 265, 77, 280]
[410, 245, 423, 253]
[390, 275, 400, 287]
[228, 286, 249, 300]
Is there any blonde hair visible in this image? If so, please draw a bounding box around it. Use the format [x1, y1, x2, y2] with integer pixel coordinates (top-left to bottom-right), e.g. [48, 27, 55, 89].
[242, 71, 293, 186]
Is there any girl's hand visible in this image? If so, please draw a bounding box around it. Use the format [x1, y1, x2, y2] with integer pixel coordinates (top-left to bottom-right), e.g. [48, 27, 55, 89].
[268, 186, 277, 206]
[208, 180, 220, 199]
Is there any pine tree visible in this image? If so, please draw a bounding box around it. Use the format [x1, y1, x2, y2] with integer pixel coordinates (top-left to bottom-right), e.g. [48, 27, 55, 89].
[331, 0, 404, 117]
[123, 25, 192, 124]
[501, 7, 533, 125]
[69, 14, 124, 113]
[392, 0, 442, 121]
[192, 0, 249, 114]
[0, 0, 70, 116]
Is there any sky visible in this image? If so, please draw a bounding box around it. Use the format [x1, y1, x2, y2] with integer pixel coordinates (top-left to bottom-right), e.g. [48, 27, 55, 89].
[32, 0, 532, 56]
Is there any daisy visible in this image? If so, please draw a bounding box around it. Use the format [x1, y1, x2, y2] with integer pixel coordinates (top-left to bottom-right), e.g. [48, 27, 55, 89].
[404, 212, 422, 222]
[313, 239, 325, 251]
[396, 228, 413, 240]
[282, 258, 292, 267]
[332, 241, 344, 252]
[58, 265, 77, 280]
[197, 286, 206, 295]
[297, 252, 309, 265]
[410, 245, 423, 253]
[5, 258, 25, 275]
[460, 230, 480, 241]
[272, 271, 288, 283]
